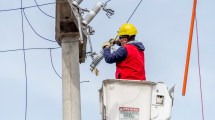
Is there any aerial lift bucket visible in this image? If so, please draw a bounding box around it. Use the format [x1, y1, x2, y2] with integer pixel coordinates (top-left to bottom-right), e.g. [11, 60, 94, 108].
[99, 79, 174, 120]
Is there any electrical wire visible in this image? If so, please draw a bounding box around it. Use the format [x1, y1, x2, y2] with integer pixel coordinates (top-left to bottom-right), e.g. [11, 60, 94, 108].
[50, 49, 62, 79]
[126, 0, 143, 23]
[0, 47, 62, 81]
[0, 47, 60, 53]
[0, 47, 63, 80]
[1, 2, 57, 43]
[80, 81, 90, 83]
[34, 0, 55, 19]
[22, 8, 56, 42]
[50, 49, 91, 82]
[0, 2, 56, 13]
[20, 1, 28, 120]
[195, 16, 205, 120]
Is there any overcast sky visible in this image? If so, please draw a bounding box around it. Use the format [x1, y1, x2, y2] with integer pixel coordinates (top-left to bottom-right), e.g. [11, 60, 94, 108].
[0, 0, 215, 120]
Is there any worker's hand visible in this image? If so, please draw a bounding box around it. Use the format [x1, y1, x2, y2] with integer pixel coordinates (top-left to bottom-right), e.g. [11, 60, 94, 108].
[108, 38, 115, 44]
[102, 41, 111, 49]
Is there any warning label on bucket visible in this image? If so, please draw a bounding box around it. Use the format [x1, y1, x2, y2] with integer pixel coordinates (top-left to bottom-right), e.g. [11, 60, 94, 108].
[119, 107, 139, 120]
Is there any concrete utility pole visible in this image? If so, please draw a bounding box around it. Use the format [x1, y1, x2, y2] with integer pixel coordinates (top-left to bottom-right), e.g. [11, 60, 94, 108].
[55, 0, 87, 120]
[55, 0, 109, 119]
[62, 35, 81, 120]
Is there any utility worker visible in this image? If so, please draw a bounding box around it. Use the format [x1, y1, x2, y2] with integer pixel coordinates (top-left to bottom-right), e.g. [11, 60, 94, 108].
[102, 23, 146, 80]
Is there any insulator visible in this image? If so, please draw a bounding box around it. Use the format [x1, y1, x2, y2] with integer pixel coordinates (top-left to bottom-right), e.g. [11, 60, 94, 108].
[82, 2, 103, 25]
[72, 0, 83, 6]
[90, 50, 104, 69]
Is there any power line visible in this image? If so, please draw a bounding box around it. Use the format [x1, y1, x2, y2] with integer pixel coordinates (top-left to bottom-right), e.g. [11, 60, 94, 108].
[0, 47, 62, 81]
[22, 8, 56, 42]
[0, 2, 56, 13]
[195, 16, 205, 120]
[0, 47, 61, 53]
[20, 0, 28, 120]
[50, 49, 62, 79]
[34, 0, 55, 19]
[49, 49, 90, 82]
[0, 1, 57, 43]
[127, 0, 143, 23]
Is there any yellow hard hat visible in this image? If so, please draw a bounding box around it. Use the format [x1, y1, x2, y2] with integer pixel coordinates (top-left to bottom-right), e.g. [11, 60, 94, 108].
[117, 23, 138, 36]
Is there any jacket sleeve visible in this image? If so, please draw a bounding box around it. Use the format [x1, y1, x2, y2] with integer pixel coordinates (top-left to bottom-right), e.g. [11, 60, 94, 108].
[103, 46, 127, 64]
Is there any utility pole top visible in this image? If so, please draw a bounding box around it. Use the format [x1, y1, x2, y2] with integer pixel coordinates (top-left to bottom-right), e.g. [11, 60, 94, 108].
[55, 0, 87, 63]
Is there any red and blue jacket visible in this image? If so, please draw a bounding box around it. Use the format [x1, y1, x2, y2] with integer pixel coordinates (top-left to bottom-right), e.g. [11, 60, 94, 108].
[104, 41, 146, 80]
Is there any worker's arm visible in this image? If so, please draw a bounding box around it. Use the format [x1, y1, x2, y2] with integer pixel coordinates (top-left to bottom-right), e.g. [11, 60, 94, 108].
[103, 46, 127, 63]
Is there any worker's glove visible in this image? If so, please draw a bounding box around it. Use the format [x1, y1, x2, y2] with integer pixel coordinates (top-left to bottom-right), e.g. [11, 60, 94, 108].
[102, 41, 111, 49]
[114, 39, 121, 46]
